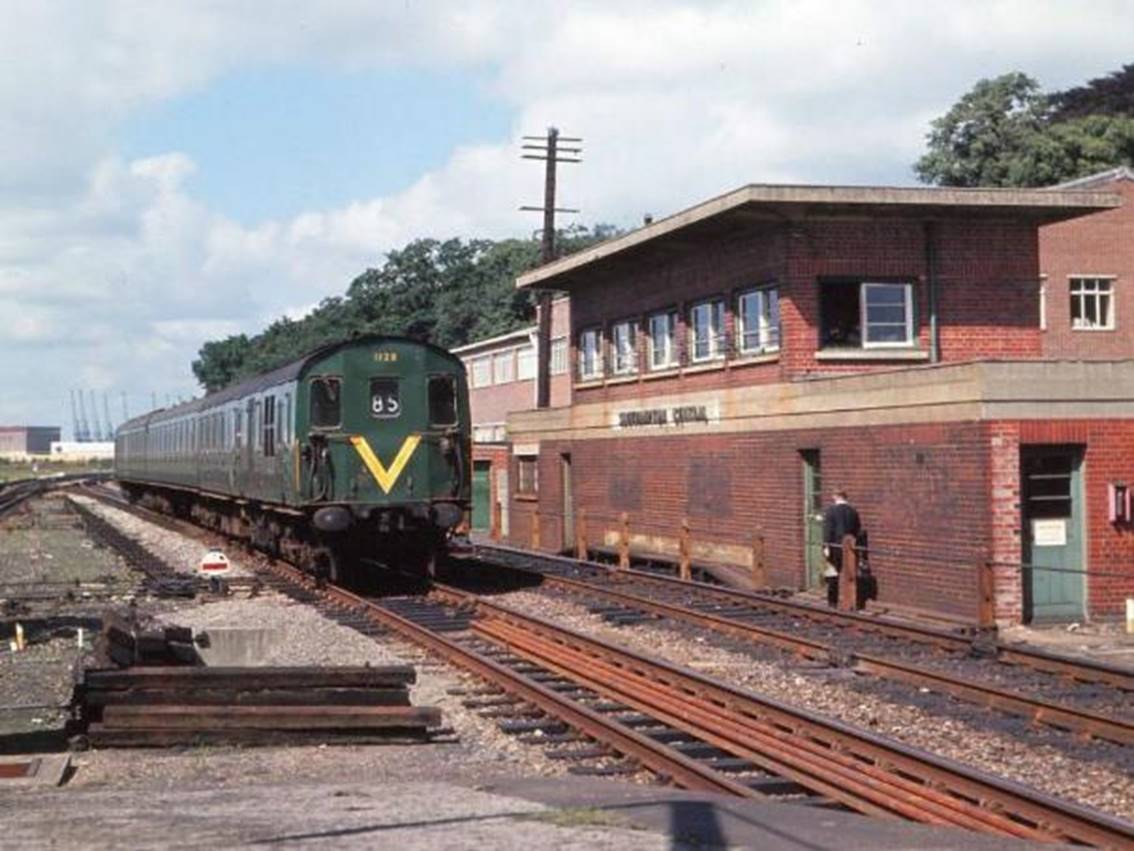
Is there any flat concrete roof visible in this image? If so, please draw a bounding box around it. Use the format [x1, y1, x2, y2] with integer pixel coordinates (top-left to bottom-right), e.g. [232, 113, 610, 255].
[517, 182, 1120, 290]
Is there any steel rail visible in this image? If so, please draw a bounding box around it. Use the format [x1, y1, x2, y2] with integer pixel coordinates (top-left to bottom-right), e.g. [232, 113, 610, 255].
[476, 541, 1134, 693]
[254, 560, 762, 798]
[440, 585, 1134, 848]
[509, 568, 1134, 746]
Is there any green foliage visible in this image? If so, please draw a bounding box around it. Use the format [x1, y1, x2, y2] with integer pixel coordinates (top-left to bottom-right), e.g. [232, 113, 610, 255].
[916, 67, 1134, 188]
[915, 72, 1050, 187]
[1050, 64, 1134, 122]
[192, 225, 617, 392]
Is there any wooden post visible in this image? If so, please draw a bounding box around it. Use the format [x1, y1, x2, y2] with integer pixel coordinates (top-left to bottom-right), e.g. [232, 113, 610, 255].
[618, 512, 630, 570]
[575, 508, 588, 561]
[978, 561, 996, 629]
[679, 518, 692, 581]
[490, 500, 502, 541]
[751, 533, 766, 589]
[839, 533, 858, 612]
[531, 508, 541, 550]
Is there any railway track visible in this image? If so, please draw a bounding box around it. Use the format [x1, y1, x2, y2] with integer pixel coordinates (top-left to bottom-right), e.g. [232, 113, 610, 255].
[246, 555, 1134, 848]
[70, 484, 1134, 845]
[471, 542, 1134, 715]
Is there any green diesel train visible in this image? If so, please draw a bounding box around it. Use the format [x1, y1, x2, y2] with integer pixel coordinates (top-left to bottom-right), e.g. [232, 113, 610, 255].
[115, 336, 471, 582]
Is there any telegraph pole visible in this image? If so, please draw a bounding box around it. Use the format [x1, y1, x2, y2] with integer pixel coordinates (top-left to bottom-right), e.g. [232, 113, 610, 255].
[521, 127, 581, 408]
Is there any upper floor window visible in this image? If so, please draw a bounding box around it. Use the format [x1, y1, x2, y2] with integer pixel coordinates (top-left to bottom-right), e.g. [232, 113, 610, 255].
[647, 311, 677, 370]
[690, 299, 725, 362]
[493, 351, 514, 384]
[822, 281, 914, 349]
[1070, 277, 1115, 330]
[611, 319, 637, 374]
[578, 328, 602, 380]
[550, 338, 568, 375]
[516, 345, 537, 380]
[738, 287, 780, 354]
[470, 356, 492, 388]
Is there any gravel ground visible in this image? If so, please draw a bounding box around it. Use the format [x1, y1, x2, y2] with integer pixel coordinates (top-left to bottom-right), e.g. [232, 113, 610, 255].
[148, 591, 576, 779]
[68, 495, 255, 578]
[494, 589, 1134, 820]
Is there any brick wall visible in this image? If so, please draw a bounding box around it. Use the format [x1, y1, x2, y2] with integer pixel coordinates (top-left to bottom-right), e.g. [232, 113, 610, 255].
[1040, 177, 1134, 358]
[568, 217, 1044, 401]
[509, 421, 995, 621]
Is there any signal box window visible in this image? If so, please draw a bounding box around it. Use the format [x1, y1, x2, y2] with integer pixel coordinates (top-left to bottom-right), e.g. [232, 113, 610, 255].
[690, 299, 724, 362]
[611, 320, 637, 374]
[428, 375, 458, 426]
[550, 338, 568, 375]
[517, 456, 538, 495]
[369, 377, 401, 419]
[1070, 277, 1115, 330]
[737, 287, 780, 354]
[310, 377, 342, 428]
[648, 311, 677, 370]
[578, 328, 602, 380]
[821, 280, 914, 349]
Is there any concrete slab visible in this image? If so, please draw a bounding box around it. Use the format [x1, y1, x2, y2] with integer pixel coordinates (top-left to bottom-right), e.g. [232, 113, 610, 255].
[0, 753, 70, 787]
[194, 628, 282, 666]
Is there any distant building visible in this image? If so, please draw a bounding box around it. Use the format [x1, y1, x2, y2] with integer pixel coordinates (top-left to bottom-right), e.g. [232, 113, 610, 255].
[0, 426, 62, 457]
[452, 296, 570, 533]
[49, 441, 115, 461]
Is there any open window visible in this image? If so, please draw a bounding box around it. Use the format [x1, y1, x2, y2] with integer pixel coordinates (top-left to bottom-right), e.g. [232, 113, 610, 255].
[821, 280, 914, 349]
[310, 377, 342, 429]
[428, 375, 458, 426]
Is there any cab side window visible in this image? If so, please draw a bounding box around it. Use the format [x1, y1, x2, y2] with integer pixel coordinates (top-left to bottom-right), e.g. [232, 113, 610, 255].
[428, 375, 457, 426]
[310, 377, 342, 428]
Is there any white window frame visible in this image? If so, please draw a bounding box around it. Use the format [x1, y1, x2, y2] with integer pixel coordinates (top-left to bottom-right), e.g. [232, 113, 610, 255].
[689, 299, 725, 362]
[611, 319, 638, 375]
[647, 310, 677, 370]
[550, 338, 568, 375]
[471, 355, 493, 388]
[1069, 276, 1115, 331]
[861, 282, 914, 348]
[493, 351, 514, 384]
[737, 286, 780, 354]
[578, 328, 602, 380]
[516, 345, 536, 381]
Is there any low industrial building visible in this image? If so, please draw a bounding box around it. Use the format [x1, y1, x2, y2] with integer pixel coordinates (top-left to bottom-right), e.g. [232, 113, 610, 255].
[0, 426, 62, 458]
[453, 297, 570, 533]
[503, 182, 1134, 626]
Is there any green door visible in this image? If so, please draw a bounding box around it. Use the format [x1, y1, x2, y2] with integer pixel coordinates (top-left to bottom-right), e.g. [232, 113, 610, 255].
[801, 450, 825, 589]
[1021, 447, 1085, 622]
[471, 461, 491, 531]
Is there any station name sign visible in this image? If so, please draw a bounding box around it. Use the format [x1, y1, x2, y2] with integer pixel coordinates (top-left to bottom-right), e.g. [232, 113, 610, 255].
[612, 401, 720, 430]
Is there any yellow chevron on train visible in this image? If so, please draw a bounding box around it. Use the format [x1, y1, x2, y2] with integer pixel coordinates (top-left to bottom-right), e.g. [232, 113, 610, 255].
[350, 434, 422, 494]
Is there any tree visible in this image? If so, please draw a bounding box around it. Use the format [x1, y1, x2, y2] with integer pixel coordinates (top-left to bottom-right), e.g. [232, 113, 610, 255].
[1050, 63, 1134, 122]
[915, 72, 1050, 187]
[191, 334, 252, 392]
[916, 68, 1134, 188]
[190, 225, 619, 392]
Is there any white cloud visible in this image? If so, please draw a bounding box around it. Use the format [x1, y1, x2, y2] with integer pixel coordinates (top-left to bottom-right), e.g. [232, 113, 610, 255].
[2, 0, 1133, 430]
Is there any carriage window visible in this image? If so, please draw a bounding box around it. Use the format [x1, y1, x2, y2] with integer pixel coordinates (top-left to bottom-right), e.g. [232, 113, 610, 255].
[428, 375, 457, 426]
[369, 377, 401, 420]
[262, 396, 276, 457]
[233, 409, 243, 449]
[310, 377, 342, 428]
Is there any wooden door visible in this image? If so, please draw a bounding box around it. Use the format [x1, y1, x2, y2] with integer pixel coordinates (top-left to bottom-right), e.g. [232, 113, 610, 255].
[801, 450, 825, 589]
[1022, 447, 1085, 622]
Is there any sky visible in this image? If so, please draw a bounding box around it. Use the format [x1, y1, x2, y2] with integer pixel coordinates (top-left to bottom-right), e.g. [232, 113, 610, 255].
[1, 0, 1132, 435]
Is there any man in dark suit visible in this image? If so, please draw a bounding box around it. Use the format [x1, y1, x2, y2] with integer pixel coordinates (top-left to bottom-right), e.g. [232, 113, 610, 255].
[822, 490, 861, 608]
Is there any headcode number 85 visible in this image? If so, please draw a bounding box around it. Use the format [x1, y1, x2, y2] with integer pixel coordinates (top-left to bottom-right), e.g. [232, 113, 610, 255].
[372, 394, 400, 416]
